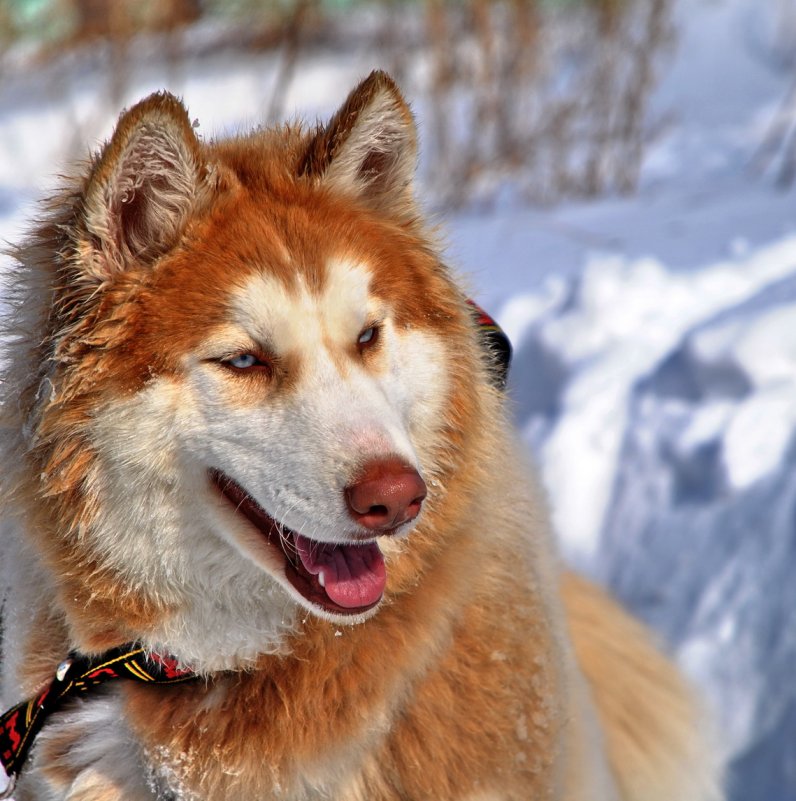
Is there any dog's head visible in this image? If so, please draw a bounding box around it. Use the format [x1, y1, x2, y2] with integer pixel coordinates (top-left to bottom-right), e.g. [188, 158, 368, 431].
[7, 73, 489, 666]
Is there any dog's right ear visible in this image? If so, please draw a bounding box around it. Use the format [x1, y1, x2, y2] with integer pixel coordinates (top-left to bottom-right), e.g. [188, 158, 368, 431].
[77, 92, 214, 283]
[299, 71, 418, 222]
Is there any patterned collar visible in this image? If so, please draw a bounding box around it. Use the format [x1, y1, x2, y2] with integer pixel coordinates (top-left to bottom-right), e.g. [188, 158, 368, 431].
[0, 644, 196, 796]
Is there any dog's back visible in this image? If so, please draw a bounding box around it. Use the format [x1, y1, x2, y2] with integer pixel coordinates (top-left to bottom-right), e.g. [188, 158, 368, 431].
[564, 572, 722, 801]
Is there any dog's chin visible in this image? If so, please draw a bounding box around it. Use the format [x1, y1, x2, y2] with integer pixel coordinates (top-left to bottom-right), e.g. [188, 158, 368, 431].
[208, 469, 390, 622]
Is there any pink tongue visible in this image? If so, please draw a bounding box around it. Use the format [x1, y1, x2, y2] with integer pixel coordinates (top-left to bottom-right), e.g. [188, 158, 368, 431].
[294, 534, 386, 609]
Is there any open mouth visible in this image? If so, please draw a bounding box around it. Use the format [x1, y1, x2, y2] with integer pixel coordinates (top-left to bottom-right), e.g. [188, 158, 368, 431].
[209, 469, 386, 616]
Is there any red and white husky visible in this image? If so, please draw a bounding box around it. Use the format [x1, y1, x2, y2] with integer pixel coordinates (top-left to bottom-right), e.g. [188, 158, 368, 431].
[0, 72, 721, 801]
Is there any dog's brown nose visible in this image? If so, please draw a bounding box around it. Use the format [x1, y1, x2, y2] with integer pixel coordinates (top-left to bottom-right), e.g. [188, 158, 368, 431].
[345, 459, 427, 532]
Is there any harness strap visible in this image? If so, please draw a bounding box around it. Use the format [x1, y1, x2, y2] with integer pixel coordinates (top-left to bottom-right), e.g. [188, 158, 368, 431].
[0, 644, 196, 791]
[468, 299, 513, 389]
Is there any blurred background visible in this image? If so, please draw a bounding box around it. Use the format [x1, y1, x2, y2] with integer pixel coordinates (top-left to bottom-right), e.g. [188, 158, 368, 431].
[1, 0, 795, 798]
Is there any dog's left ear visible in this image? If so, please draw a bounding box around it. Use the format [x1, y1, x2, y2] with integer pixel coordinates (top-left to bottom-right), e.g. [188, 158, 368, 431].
[300, 71, 418, 221]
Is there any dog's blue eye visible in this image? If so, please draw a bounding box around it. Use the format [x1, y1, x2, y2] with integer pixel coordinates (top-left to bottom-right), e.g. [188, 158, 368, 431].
[227, 354, 259, 369]
[217, 352, 273, 376]
[358, 326, 378, 346]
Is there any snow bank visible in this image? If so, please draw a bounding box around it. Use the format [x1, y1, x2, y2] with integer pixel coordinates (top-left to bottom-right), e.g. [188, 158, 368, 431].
[505, 236, 796, 560]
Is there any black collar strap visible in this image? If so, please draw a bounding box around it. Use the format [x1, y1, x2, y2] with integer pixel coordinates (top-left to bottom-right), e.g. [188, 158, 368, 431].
[468, 299, 513, 390]
[0, 644, 196, 795]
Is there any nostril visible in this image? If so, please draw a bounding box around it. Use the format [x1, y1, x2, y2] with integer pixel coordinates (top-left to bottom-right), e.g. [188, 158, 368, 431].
[407, 495, 423, 513]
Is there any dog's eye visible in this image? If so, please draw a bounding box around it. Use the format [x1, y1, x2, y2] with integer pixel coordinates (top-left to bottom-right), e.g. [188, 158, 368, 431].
[224, 353, 268, 372]
[229, 354, 258, 369]
[358, 326, 379, 348]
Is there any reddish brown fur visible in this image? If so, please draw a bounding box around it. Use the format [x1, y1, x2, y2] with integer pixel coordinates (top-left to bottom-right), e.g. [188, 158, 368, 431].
[1, 72, 719, 801]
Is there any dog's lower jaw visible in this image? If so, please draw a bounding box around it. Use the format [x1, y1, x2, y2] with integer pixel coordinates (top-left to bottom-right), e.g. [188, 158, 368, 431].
[209, 469, 388, 618]
[136, 525, 385, 674]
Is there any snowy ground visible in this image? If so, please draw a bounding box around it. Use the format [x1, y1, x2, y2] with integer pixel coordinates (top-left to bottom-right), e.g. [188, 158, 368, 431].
[1, 0, 795, 798]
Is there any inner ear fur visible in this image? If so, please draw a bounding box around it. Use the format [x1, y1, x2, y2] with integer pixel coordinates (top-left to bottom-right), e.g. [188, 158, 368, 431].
[300, 70, 419, 221]
[80, 91, 212, 282]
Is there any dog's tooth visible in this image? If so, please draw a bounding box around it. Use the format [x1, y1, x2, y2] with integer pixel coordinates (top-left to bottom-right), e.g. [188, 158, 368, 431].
[318, 571, 326, 588]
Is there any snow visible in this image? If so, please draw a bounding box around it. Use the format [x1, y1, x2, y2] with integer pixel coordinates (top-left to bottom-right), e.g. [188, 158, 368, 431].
[723, 382, 796, 489]
[1, 0, 795, 798]
[717, 303, 796, 487]
[521, 236, 796, 558]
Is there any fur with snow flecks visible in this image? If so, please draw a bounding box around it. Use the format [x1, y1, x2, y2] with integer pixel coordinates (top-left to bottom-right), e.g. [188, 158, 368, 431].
[0, 71, 722, 801]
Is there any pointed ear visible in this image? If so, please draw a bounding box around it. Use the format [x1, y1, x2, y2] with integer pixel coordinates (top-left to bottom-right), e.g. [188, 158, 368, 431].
[300, 71, 418, 221]
[79, 92, 211, 281]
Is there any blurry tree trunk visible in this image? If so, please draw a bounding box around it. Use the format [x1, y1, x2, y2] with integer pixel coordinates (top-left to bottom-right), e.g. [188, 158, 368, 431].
[425, 0, 456, 195]
[614, 0, 672, 193]
[73, 0, 117, 40]
[503, 0, 540, 166]
[72, 0, 200, 41]
[168, 0, 202, 27]
[265, 0, 319, 123]
[380, 0, 410, 88]
[755, 75, 796, 187]
[753, 2, 796, 188]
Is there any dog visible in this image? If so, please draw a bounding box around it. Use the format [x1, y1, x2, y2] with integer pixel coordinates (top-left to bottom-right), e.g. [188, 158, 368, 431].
[0, 71, 721, 801]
